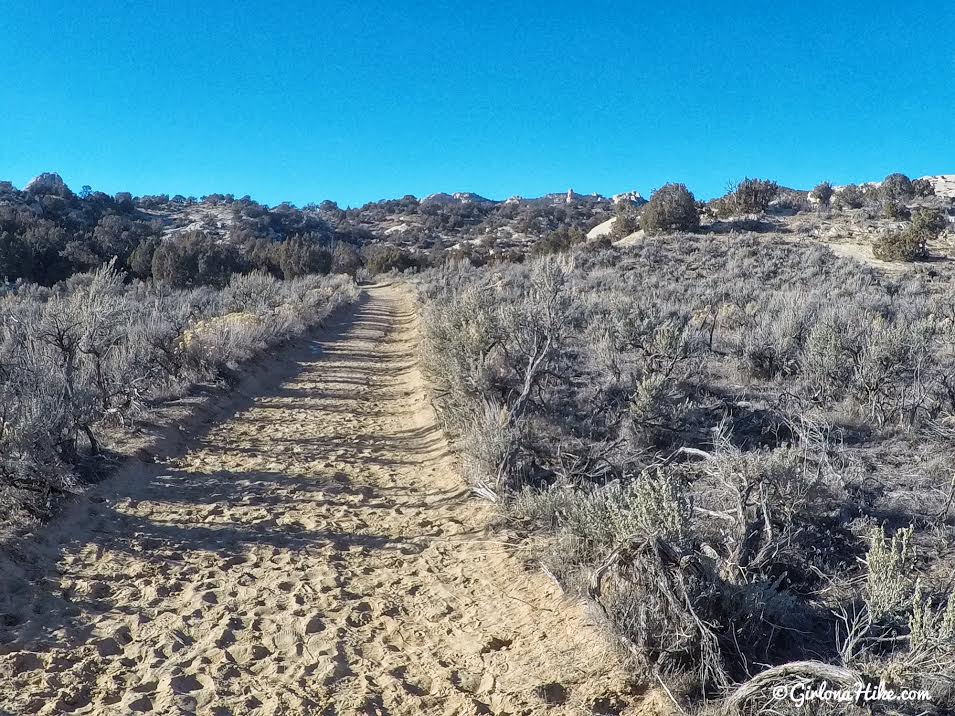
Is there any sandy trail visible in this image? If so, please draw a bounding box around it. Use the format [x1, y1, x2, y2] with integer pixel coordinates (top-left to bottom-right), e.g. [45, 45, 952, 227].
[0, 284, 634, 715]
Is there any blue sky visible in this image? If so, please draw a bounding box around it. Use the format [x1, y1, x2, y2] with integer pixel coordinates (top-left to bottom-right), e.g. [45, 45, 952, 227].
[1, 1, 952, 207]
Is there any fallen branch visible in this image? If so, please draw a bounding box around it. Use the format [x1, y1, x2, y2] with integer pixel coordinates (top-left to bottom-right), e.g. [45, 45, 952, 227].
[472, 481, 499, 502]
[722, 660, 862, 714]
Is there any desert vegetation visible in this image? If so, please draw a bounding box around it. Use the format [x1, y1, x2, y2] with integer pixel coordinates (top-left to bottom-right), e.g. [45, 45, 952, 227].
[711, 178, 780, 218]
[0, 175, 621, 289]
[418, 232, 955, 713]
[810, 181, 834, 209]
[872, 207, 947, 261]
[0, 177, 418, 287]
[0, 261, 357, 530]
[4, 168, 955, 710]
[641, 183, 700, 234]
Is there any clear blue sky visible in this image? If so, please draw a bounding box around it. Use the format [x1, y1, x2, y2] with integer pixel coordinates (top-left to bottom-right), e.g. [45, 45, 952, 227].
[1, 1, 952, 207]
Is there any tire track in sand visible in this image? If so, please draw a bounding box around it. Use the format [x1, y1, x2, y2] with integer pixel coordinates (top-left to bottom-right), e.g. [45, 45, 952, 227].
[0, 284, 636, 715]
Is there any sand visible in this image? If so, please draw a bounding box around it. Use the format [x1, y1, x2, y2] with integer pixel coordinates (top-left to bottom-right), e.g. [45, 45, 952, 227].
[586, 217, 615, 240]
[0, 284, 636, 715]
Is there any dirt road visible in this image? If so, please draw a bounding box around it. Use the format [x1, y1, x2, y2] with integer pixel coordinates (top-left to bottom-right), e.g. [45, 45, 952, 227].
[0, 285, 635, 715]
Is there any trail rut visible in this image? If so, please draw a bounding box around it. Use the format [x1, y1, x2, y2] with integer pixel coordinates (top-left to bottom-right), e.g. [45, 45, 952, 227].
[0, 284, 635, 715]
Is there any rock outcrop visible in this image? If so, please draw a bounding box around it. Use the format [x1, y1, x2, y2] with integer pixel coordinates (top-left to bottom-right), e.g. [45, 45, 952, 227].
[24, 172, 71, 197]
[421, 192, 495, 206]
[919, 175, 955, 199]
[586, 216, 616, 239]
[612, 190, 644, 205]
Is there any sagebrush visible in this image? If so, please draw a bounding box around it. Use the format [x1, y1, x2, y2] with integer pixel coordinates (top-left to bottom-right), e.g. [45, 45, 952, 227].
[418, 234, 955, 712]
[0, 264, 357, 524]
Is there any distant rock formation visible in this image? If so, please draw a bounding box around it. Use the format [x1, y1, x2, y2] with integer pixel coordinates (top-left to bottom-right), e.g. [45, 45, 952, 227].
[612, 191, 645, 205]
[452, 192, 493, 204]
[24, 172, 71, 196]
[919, 175, 955, 199]
[421, 191, 495, 206]
[420, 192, 454, 206]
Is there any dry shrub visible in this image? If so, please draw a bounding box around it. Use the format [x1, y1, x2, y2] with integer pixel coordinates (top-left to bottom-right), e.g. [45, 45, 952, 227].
[912, 177, 935, 198]
[865, 525, 915, 620]
[420, 256, 576, 496]
[713, 178, 779, 217]
[0, 265, 357, 519]
[880, 172, 914, 204]
[574, 437, 833, 693]
[740, 292, 813, 379]
[810, 181, 834, 209]
[417, 233, 955, 711]
[834, 184, 865, 209]
[457, 401, 515, 499]
[641, 183, 700, 234]
[873, 207, 946, 262]
[180, 311, 267, 370]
